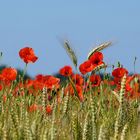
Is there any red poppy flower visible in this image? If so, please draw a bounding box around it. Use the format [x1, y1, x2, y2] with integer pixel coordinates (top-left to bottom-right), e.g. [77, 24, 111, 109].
[35, 74, 44, 82]
[0, 67, 17, 81]
[19, 47, 38, 63]
[33, 77, 44, 90]
[59, 66, 73, 76]
[71, 74, 84, 86]
[126, 91, 140, 100]
[125, 83, 133, 92]
[0, 75, 3, 81]
[46, 105, 52, 115]
[126, 83, 140, 100]
[12, 83, 25, 97]
[112, 68, 128, 79]
[126, 75, 136, 84]
[64, 84, 84, 101]
[122, 75, 135, 93]
[28, 104, 38, 112]
[44, 75, 60, 89]
[90, 74, 101, 87]
[89, 52, 104, 67]
[79, 60, 94, 75]
[108, 80, 115, 86]
[25, 79, 34, 88]
[0, 84, 2, 91]
[34, 74, 45, 88]
[64, 84, 75, 96]
[3, 95, 7, 103]
[33, 74, 60, 90]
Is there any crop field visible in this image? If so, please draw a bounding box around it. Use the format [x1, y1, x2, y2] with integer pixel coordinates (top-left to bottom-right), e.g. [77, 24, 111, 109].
[0, 42, 140, 140]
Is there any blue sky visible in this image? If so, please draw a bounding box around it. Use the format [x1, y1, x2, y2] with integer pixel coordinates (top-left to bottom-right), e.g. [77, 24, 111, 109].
[0, 0, 140, 77]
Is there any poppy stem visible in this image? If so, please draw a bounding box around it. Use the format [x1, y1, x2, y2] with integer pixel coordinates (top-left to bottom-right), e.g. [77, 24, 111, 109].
[22, 63, 28, 82]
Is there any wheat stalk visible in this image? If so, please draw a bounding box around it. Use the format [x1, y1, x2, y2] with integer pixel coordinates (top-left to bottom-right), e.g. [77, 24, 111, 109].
[98, 124, 106, 140]
[10, 107, 20, 139]
[90, 96, 97, 140]
[114, 74, 127, 140]
[82, 112, 89, 140]
[50, 101, 57, 140]
[63, 40, 78, 68]
[24, 112, 32, 140]
[87, 41, 112, 59]
[120, 123, 128, 140]
[91, 63, 107, 74]
[62, 92, 69, 116]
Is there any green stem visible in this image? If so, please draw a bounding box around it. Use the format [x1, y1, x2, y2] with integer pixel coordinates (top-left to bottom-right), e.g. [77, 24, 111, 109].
[22, 63, 28, 83]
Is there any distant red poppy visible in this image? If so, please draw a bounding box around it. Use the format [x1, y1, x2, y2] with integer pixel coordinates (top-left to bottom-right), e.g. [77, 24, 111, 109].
[108, 80, 115, 86]
[33, 74, 60, 90]
[19, 47, 38, 63]
[0, 84, 2, 91]
[44, 75, 60, 89]
[0, 67, 17, 81]
[64, 84, 75, 96]
[112, 67, 128, 79]
[64, 84, 84, 101]
[46, 105, 52, 115]
[35, 74, 45, 83]
[0, 75, 3, 81]
[71, 74, 84, 86]
[89, 51, 103, 65]
[59, 66, 73, 76]
[28, 104, 38, 112]
[90, 74, 101, 87]
[25, 79, 34, 88]
[79, 60, 94, 75]
[33, 77, 44, 90]
[113, 74, 136, 100]
[3, 95, 7, 103]
[126, 91, 140, 100]
[12, 83, 25, 97]
[126, 82, 140, 99]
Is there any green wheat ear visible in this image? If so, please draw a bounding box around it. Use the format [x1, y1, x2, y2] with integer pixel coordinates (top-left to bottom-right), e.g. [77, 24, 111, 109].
[87, 41, 112, 59]
[62, 92, 69, 116]
[114, 74, 127, 140]
[120, 123, 128, 140]
[63, 40, 78, 68]
[91, 63, 107, 74]
[0, 52, 2, 57]
[0, 52, 3, 62]
[82, 112, 89, 140]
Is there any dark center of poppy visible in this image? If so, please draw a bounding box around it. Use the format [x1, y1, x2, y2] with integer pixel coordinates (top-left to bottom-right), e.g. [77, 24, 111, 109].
[93, 80, 97, 85]
[94, 59, 100, 64]
[65, 71, 69, 75]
